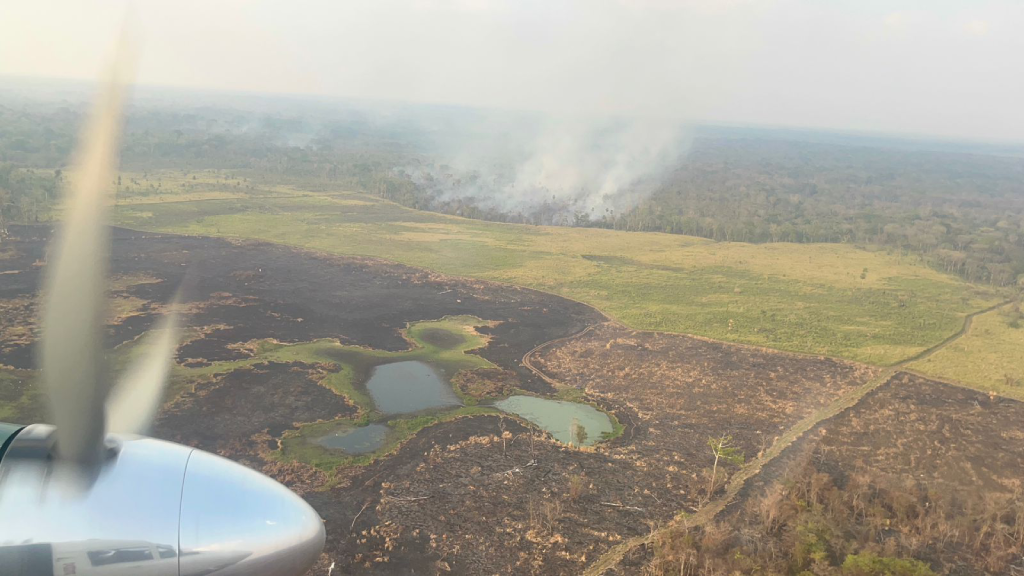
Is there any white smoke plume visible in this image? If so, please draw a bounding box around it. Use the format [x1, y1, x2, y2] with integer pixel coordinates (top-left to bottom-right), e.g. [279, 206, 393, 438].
[404, 114, 692, 223]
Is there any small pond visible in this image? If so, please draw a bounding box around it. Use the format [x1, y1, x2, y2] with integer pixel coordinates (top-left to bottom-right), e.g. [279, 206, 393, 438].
[494, 395, 613, 446]
[316, 424, 389, 454]
[366, 360, 461, 414]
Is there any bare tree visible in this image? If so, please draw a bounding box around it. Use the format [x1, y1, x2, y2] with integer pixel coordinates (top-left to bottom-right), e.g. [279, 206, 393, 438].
[705, 435, 744, 502]
[498, 416, 507, 458]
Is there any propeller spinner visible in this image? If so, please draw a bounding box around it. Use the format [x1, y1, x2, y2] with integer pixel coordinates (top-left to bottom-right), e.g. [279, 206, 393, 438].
[0, 58, 325, 575]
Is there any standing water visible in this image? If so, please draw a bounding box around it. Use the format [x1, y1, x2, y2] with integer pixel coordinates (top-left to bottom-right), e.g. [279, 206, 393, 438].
[494, 395, 613, 446]
[366, 360, 461, 414]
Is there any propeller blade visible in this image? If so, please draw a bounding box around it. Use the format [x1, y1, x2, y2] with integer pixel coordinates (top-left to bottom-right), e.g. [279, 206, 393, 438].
[106, 305, 181, 435]
[39, 60, 128, 465]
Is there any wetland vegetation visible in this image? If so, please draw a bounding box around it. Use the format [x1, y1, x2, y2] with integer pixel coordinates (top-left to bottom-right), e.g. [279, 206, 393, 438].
[164, 311, 623, 470]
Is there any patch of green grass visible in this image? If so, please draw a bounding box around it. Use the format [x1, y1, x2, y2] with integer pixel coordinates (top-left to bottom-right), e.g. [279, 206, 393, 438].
[113, 189, 1005, 365]
[274, 418, 355, 471]
[603, 413, 625, 441]
[841, 552, 937, 575]
[114, 170, 299, 205]
[553, 387, 586, 402]
[274, 405, 498, 475]
[910, 304, 1024, 400]
[384, 406, 496, 451]
[0, 369, 46, 424]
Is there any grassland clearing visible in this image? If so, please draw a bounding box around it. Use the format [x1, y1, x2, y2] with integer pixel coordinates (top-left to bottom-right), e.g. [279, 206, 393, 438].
[114, 169, 299, 204]
[910, 303, 1024, 400]
[111, 182, 1004, 364]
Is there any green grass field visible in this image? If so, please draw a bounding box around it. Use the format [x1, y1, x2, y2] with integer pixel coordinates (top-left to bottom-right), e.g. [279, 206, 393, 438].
[112, 176, 1004, 365]
[910, 304, 1024, 400]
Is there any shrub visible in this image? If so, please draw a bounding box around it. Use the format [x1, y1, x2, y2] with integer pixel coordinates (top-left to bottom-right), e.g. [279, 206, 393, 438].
[841, 552, 936, 576]
[792, 522, 831, 570]
[567, 473, 587, 502]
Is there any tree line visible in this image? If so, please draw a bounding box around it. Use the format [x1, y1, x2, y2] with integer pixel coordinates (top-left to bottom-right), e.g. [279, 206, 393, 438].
[605, 138, 1024, 286]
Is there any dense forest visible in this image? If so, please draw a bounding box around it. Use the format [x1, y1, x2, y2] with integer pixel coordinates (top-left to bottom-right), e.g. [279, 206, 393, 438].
[0, 90, 417, 231]
[2, 87, 1023, 286]
[620, 139, 1024, 286]
[381, 138, 1024, 287]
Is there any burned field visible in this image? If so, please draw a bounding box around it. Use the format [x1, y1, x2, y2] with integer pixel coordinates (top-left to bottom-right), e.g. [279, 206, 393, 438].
[634, 373, 1024, 575]
[288, 323, 881, 575]
[531, 323, 878, 498]
[153, 361, 357, 457]
[0, 223, 603, 402]
[308, 411, 699, 575]
[805, 374, 1024, 495]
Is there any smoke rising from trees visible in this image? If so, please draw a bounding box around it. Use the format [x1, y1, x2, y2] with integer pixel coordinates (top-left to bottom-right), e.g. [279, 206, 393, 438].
[403, 115, 692, 223]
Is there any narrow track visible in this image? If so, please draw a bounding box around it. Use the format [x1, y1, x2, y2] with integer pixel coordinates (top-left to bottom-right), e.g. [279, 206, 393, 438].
[520, 322, 601, 387]
[894, 298, 1012, 366]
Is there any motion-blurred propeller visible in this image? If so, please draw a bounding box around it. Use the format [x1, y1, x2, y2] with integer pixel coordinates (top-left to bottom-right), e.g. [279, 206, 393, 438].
[106, 304, 181, 435]
[0, 43, 324, 576]
[38, 47, 182, 465]
[38, 53, 127, 466]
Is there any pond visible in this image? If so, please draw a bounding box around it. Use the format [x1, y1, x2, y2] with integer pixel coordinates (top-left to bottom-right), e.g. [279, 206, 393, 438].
[316, 424, 389, 454]
[366, 360, 461, 414]
[494, 395, 613, 446]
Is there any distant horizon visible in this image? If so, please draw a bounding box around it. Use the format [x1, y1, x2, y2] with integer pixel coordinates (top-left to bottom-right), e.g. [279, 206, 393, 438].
[4, 72, 1023, 154]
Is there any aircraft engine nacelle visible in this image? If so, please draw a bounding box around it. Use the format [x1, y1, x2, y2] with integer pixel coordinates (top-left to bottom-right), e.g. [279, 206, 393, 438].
[0, 424, 325, 576]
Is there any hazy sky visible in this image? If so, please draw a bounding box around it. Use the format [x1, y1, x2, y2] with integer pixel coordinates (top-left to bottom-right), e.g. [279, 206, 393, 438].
[2, 0, 1022, 142]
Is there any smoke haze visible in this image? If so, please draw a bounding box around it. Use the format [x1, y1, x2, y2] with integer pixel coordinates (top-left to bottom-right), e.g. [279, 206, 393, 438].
[3, 0, 1022, 218]
[3, 0, 1023, 143]
[405, 115, 691, 220]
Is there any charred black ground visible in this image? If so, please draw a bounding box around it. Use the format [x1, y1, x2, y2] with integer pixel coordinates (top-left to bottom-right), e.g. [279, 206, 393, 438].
[0, 224, 605, 392]
[154, 361, 358, 455]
